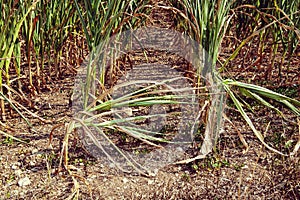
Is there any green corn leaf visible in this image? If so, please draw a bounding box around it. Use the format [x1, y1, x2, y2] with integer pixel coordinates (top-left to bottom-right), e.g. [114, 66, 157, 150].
[279, 100, 300, 116]
[224, 84, 286, 156]
[117, 126, 170, 144]
[239, 87, 284, 117]
[92, 114, 167, 127]
[224, 79, 300, 108]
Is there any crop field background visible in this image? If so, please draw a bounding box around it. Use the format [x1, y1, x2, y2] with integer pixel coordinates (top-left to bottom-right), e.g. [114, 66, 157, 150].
[0, 0, 299, 199]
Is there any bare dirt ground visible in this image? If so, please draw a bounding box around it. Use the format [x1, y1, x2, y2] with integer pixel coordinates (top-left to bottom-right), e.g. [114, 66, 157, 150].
[0, 0, 299, 199]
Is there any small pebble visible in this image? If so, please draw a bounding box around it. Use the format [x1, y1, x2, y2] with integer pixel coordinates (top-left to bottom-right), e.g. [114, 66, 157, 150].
[90, 175, 97, 179]
[176, 147, 183, 152]
[109, 163, 115, 168]
[14, 169, 22, 177]
[122, 177, 129, 184]
[11, 190, 19, 196]
[11, 165, 18, 170]
[30, 161, 36, 166]
[32, 149, 39, 154]
[18, 177, 31, 187]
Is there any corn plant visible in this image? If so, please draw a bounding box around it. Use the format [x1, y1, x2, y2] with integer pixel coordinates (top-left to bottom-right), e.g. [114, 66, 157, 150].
[0, 0, 40, 119]
[228, 0, 300, 79]
[170, 0, 230, 155]
[172, 0, 300, 156]
[0, 0, 80, 142]
[0, 0, 42, 142]
[20, 0, 79, 93]
[57, 0, 162, 177]
[74, 0, 150, 92]
[40, 0, 78, 78]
